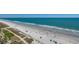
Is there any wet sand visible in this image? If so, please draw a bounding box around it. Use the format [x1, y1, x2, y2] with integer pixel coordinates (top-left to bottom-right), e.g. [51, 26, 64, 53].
[2, 21, 79, 44]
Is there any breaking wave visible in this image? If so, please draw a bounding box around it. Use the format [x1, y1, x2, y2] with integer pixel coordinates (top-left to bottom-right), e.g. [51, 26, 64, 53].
[1, 19, 79, 33]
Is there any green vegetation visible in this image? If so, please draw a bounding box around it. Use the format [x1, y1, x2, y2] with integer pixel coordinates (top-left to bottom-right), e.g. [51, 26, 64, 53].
[3, 30, 14, 40]
[0, 25, 8, 28]
[0, 24, 9, 32]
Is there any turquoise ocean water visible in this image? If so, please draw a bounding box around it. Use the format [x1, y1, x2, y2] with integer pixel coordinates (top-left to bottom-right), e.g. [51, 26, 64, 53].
[1, 18, 79, 30]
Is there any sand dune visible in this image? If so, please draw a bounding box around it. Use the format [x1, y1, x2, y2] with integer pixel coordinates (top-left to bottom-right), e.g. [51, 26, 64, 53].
[1, 20, 79, 44]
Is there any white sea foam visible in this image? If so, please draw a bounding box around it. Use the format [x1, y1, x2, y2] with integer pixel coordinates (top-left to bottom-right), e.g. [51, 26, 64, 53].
[1, 19, 79, 44]
[1, 19, 79, 33]
[12, 20, 79, 33]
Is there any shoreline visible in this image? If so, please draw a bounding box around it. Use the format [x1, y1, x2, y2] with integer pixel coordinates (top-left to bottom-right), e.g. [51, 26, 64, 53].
[1, 19, 79, 33]
[1, 20, 79, 44]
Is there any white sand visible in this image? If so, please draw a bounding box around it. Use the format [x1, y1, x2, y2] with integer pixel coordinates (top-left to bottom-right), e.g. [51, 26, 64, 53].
[1, 21, 79, 44]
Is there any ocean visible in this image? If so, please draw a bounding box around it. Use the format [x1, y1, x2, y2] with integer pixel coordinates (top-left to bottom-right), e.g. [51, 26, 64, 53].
[1, 18, 79, 30]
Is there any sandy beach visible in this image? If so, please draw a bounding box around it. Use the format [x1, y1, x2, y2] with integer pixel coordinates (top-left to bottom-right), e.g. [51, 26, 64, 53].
[1, 20, 79, 44]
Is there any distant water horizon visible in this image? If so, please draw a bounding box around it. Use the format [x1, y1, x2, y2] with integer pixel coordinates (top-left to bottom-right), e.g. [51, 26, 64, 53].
[1, 18, 79, 31]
